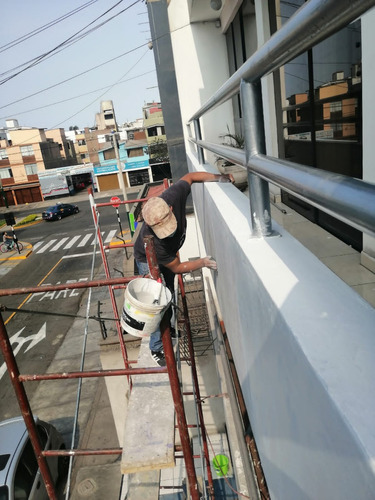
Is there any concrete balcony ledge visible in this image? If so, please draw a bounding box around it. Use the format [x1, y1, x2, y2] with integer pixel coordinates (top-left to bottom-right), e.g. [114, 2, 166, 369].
[188, 156, 375, 499]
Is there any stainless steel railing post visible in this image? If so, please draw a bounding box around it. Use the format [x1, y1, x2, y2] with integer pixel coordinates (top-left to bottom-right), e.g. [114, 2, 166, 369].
[193, 119, 205, 165]
[241, 79, 273, 237]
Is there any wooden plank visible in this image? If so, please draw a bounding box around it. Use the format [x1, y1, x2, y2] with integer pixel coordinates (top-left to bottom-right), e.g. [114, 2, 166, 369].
[126, 470, 161, 500]
[121, 338, 175, 474]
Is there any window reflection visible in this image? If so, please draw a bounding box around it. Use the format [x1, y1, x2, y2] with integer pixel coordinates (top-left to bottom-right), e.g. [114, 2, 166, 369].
[279, 0, 362, 249]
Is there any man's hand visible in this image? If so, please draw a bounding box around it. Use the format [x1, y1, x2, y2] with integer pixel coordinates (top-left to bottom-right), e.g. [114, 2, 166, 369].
[219, 173, 235, 184]
[203, 256, 217, 270]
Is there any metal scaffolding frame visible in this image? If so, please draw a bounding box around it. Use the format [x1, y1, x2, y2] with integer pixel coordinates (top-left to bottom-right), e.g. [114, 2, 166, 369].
[0, 185, 217, 499]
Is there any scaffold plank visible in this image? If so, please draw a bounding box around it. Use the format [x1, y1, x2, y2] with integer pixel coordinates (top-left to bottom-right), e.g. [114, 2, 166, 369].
[121, 338, 175, 474]
[126, 470, 161, 500]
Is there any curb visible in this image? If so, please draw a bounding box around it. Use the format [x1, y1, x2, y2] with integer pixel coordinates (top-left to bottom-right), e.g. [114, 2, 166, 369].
[0, 243, 33, 261]
[109, 229, 132, 248]
[14, 219, 43, 229]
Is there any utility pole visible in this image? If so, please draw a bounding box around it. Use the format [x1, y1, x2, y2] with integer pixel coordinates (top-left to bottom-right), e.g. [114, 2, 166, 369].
[111, 132, 132, 247]
[111, 132, 128, 210]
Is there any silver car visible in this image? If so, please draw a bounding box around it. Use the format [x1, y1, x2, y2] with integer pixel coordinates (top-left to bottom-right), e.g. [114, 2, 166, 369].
[0, 416, 67, 500]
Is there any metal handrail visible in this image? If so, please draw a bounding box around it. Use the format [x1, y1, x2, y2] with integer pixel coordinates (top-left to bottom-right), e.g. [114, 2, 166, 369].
[192, 138, 375, 237]
[189, 0, 375, 121]
[187, 0, 375, 237]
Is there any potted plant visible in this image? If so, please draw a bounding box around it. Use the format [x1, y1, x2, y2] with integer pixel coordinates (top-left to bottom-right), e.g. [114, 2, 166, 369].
[215, 127, 248, 190]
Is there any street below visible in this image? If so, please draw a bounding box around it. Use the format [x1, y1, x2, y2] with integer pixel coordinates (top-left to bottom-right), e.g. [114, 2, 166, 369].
[0, 200, 130, 421]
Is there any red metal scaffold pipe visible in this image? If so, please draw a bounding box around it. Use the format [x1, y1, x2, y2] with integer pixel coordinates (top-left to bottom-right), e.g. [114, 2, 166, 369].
[0, 313, 58, 500]
[144, 236, 200, 500]
[88, 187, 129, 371]
[178, 274, 215, 498]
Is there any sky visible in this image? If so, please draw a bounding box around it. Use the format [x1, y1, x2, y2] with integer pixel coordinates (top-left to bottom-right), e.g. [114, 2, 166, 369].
[0, 0, 160, 131]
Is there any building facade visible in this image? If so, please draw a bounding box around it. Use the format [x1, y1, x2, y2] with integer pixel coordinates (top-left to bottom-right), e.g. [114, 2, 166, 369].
[0, 123, 75, 206]
[150, 0, 375, 498]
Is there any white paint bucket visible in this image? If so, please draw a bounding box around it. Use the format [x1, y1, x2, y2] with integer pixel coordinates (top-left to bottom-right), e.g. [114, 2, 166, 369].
[121, 278, 172, 337]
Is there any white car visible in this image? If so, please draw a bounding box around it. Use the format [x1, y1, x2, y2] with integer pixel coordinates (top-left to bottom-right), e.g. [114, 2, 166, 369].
[0, 416, 68, 500]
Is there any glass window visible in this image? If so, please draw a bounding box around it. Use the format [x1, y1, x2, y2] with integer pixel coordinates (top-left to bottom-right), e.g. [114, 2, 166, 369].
[0, 168, 12, 179]
[0, 485, 8, 500]
[14, 440, 38, 500]
[20, 145, 34, 156]
[127, 148, 143, 158]
[0, 454, 10, 471]
[277, 0, 362, 250]
[103, 149, 116, 160]
[0, 149, 8, 160]
[25, 164, 38, 175]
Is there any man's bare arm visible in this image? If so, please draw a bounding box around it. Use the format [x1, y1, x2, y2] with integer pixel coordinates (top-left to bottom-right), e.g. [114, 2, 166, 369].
[165, 255, 217, 274]
[180, 172, 234, 185]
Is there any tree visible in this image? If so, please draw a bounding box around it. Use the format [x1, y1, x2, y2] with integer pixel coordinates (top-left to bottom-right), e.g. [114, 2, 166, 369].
[148, 139, 169, 163]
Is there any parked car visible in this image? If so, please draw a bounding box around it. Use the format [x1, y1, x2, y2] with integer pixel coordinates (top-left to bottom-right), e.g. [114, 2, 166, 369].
[42, 203, 79, 221]
[0, 416, 68, 500]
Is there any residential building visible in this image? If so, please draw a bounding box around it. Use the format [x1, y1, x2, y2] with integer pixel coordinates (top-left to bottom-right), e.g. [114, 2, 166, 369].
[0, 123, 71, 206]
[94, 136, 151, 191]
[143, 102, 166, 146]
[45, 128, 76, 164]
[143, 102, 172, 180]
[95, 100, 118, 131]
[143, 0, 375, 498]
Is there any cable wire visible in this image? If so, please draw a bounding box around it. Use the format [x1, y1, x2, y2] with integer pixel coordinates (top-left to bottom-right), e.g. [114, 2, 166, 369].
[0, 0, 98, 54]
[0, 0, 139, 86]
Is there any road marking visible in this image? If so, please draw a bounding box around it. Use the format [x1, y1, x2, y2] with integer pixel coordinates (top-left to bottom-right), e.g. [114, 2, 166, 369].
[33, 241, 44, 251]
[104, 229, 117, 243]
[64, 235, 81, 249]
[31, 231, 124, 254]
[5, 258, 63, 325]
[62, 251, 102, 258]
[50, 237, 69, 251]
[37, 239, 58, 253]
[0, 324, 46, 380]
[77, 234, 93, 247]
[91, 231, 105, 245]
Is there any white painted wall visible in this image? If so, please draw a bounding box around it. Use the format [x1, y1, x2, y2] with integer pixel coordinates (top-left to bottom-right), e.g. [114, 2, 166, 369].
[361, 8, 375, 271]
[167, 2, 375, 495]
[168, 1, 234, 167]
[187, 153, 375, 499]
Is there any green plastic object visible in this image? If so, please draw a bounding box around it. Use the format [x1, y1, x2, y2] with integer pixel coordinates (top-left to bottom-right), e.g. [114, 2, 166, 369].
[212, 454, 229, 476]
[129, 212, 135, 235]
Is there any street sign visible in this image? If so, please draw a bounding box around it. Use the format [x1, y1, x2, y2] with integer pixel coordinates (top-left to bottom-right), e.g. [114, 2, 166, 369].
[110, 196, 121, 208]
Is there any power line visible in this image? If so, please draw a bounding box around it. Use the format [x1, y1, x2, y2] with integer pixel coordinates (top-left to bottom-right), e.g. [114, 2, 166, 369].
[0, 0, 139, 86]
[0, 70, 156, 121]
[0, 21, 188, 113]
[0, 42, 146, 111]
[0, 0, 98, 54]
[1, 52, 156, 156]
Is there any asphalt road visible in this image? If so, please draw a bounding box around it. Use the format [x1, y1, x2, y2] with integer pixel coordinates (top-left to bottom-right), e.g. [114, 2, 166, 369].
[0, 202, 129, 421]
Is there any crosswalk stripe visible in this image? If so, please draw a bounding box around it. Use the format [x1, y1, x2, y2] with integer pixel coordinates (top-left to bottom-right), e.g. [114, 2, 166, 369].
[64, 235, 81, 249]
[37, 240, 58, 254]
[104, 230, 117, 243]
[33, 241, 44, 252]
[31, 231, 121, 254]
[91, 232, 105, 245]
[50, 237, 69, 251]
[77, 234, 93, 247]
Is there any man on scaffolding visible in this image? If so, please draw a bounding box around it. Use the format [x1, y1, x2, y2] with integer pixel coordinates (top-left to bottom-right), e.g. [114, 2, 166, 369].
[133, 171, 234, 366]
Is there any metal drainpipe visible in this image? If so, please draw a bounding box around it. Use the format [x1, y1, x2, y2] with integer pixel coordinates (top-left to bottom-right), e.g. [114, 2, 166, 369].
[240, 79, 273, 237]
